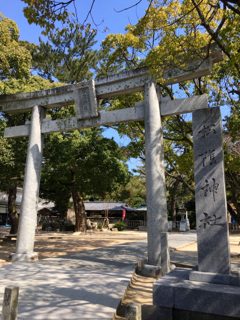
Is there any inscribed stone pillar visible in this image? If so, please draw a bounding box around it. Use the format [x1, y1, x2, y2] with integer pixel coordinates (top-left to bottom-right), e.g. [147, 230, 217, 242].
[1, 286, 19, 320]
[193, 107, 231, 274]
[11, 106, 46, 262]
[144, 82, 169, 268]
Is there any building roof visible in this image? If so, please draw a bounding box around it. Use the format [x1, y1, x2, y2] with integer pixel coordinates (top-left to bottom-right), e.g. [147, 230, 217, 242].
[84, 202, 136, 212]
[37, 199, 55, 211]
[0, 190, 55, 212]
[136, 204, 147, 211]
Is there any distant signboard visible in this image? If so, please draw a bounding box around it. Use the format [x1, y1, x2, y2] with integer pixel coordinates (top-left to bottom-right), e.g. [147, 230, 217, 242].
[168, 221, 173, 232]
[180, 221, 187, 232]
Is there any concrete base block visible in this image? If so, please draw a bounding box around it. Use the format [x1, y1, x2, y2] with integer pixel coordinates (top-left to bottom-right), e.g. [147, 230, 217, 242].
[154, 267, 240, 318]
[142, 263, 161, 278]
[125, 303, 141, 320]
[189, 270, 240, 286]
[9, 252, 38, 262]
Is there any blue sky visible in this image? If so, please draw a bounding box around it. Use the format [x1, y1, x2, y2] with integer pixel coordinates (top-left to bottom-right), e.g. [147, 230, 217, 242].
[1, 0, 149, 43]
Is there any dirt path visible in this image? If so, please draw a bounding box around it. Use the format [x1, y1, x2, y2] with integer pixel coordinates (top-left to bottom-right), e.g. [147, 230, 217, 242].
[1, 228, 239, 320]
[0, 237, 137, 267]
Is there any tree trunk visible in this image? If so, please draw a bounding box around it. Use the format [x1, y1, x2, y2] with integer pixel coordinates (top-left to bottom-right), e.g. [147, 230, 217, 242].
[169, 180, 180, 221]
[8, 181, 19, 234]
[71, 185, 86, 232]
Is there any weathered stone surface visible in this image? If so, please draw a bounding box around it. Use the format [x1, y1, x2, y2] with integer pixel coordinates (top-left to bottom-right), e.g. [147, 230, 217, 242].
[9, 252, 38, 262]
[142, 263, 161, 279]
[160, 233, 170, 276]
[1, 286, 19, 320]
[163, 58, 213, 85]
[153, 268, 190, 307]
[97, 74, 151, 99]
[125, 303, 141, 320]
[4, 95, 208, 139]
[144, 82, 168, 266]
[73, 80, 98, 120]
[4, 104, 145, 138]
[160, 94, 208, 116]
[0, 47, 223, 113]
[15, 106, 45, 257]
[154, 268, 240, 318]
[189, 270, 240, 286]
[86, 219, 92, 229]
[192, 107, 231, 274]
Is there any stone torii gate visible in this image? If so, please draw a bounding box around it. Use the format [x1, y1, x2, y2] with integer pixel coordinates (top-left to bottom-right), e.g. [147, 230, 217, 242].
[0, 48, 224, 275]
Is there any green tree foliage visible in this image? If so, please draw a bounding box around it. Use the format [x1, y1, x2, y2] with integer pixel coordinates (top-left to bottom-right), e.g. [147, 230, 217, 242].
[224, 119, 240, 220]
[31, 26, 99, 83]
[103, 174, 146, 208]
[41, 128, 130, 231]
[0, 76, 60, 232]
[0, 13, 31, 93]
[0, 14, 62, 232]
[99, 0, 240, 219]
[21, 0, 77, 35]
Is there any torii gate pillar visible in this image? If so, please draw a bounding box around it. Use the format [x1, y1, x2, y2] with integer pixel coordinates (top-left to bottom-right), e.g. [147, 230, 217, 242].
[10, 106, 46, 262]
[144, 82, 170, 275]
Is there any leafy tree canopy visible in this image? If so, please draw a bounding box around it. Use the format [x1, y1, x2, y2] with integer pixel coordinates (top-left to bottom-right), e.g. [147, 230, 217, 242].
[0, 13, 32, 92]
[29, 26, 99, 83]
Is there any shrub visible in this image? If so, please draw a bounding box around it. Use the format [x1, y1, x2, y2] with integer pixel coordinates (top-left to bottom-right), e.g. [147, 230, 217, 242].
[114, 221, 126, 231]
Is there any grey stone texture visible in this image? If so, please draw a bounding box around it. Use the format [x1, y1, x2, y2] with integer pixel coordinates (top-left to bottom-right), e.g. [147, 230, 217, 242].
[73, 79, 99, 120]
[142, 264, 161, 279]
[9, 252, 38, 262]
[144, 82, 168, 267]
[0, 45, 224, 113]
[125, 303, 141, 320]
[192, 107, 231, 274]
[1, 286, 19, 320]
[154, 268, 240, 318]
[15, 106, 46, 259]
[153, 268, 189, 308]
[160, 94, 208, 116]
[5, 95, 209, 139]
[189, 270, 240, 286]
[160, 233, 170, 276]
[0, 69, 151, 113]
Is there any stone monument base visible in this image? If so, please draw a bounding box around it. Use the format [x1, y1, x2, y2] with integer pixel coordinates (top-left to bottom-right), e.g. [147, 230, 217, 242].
[153, 268, 240, 320]
[142, 263, 162, 278]
[9, 252, 38, 262]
